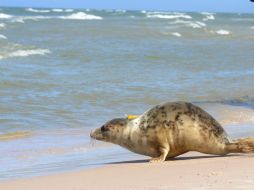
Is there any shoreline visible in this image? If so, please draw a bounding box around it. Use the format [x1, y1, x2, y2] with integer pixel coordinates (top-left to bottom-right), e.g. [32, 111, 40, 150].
[1, 152, 254, 190]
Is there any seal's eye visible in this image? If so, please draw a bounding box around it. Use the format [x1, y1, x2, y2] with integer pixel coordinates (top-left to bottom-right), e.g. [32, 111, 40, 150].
[101, 125, 108, 132]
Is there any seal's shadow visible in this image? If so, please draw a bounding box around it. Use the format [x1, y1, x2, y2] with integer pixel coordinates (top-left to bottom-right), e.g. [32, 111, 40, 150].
[106, 153, 242, 164]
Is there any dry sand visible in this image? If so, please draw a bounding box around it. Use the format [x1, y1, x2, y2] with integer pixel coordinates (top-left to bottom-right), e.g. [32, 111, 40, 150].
[1, 152, 254, 190]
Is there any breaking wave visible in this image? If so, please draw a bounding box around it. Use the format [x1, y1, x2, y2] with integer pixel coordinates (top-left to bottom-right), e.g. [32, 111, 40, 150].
[171, 32, 182, 37]
[26, 8, 73, 13]
[147, 14, 192, 20]
[215, 30, 231, 35]
[0, 49, 51, 60]
[146, 12, 192, 19]
[10, 12, 103, 23]
[0, 13, 13, 19]
[52, 9, 64, 12]
[26, 8, 51, 13]
[170, 20, 206, 29]
[0, 23, 6, 28]
[0, 34, 7, 39]
[201, 12, 215, 21]
[59, 12, 103, 20]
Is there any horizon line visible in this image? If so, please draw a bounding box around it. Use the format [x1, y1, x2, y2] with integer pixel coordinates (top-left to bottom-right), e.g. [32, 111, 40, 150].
[0, 5, 253, 14]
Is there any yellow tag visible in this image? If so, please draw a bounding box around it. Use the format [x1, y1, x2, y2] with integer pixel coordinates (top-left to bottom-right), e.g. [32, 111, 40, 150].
[127, 115, 139, 120]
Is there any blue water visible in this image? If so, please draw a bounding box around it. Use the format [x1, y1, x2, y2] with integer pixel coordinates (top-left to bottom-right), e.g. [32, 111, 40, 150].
[0, 7, 254, 180]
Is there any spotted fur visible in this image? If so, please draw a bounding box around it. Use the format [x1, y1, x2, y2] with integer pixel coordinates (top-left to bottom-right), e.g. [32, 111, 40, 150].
[90, 101, 254, 162]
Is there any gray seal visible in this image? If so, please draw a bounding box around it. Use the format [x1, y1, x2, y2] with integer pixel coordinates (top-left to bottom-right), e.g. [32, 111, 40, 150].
[90, 101, 254, 162]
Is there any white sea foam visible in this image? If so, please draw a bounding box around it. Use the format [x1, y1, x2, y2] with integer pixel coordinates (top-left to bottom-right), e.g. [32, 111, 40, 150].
[60, 12, 102, 20]
[202, 12, 215, 21]
[52, 9, 64, 12]
[196, 21, 206, 27]
[0, 34, 7, 39]
[0, 13, 13, 19]
[171, 32, 182, 37]
[251, 26, 254, 29]
[147, 14, 192, 20]
[65, 9, 74, 12]
[26, 8, 50, 13]
[141, 10, 146, 14]
[0, 49, 51, 59]
[11, 16, 51, 23]
[200, 12, 215, 15]
[115, 9, 126, 13]
[215, 30, 231, 35]
[170, 20, 206, 29]
[0, 23, 6, 28]
[203, 14, 215, 21]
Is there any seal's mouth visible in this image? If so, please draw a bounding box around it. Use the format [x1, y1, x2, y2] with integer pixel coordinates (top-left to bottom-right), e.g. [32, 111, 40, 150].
[90, 128, 104, 141]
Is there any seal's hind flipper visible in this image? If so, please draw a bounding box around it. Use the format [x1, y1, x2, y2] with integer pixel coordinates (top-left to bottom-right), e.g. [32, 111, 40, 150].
[226, 138, 254, 153]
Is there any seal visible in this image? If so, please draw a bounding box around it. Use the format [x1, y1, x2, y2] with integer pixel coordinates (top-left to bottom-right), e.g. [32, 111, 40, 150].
[90, 101, 254, 162]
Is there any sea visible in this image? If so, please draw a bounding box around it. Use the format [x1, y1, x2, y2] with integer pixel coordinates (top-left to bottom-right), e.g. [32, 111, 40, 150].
[0, 7, 254, 180]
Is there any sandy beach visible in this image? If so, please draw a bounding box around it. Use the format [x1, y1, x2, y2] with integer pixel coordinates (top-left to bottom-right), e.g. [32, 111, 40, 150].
[1, 152, 254, 190]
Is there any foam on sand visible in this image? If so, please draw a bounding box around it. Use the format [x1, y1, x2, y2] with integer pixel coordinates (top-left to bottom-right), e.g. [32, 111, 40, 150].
[26, 8, 50, 13]
[0, 49, 51, 59]
[60, 12, 103, 20]
[0, 13, 13, 19]
[0, 34, 7, 39]
[215, 30, 231, 35]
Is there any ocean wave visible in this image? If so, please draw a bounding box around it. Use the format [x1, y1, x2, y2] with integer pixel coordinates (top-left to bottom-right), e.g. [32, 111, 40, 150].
[0, 34, 7, 39]
[11, 16, 51, 23]
[220, 96, 254, 109]
[202, 13, 215, 21]
[59, 12, 103, 20]
[65, 9, 74, 12]
[200, 12, 215, 15]
[211, 104, 254, 126]
[0, 23, 5, 28]
[52, 8, 64, 12]
[171, 32, 182, 37]
[0, 13, 13, 19]
[147, 13, 192, 19]
[0, 49, 51, 59]
[10, 12, 103, 23]
[215, 30, 231, 35]
[115, 9, 127, 13]
[26, 8, 51, 13]
[170, 20, 206, 28]
[199, 97, 254, 125]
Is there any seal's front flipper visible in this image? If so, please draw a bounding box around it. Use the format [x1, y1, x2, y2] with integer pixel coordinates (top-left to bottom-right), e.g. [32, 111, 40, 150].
[149, 147, 169, 163]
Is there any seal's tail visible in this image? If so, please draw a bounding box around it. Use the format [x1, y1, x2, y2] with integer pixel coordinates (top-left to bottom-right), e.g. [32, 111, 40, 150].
[226, 138, 254, 153]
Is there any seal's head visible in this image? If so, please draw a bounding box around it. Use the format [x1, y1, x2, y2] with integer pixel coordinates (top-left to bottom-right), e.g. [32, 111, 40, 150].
[90, 118, 128, 143]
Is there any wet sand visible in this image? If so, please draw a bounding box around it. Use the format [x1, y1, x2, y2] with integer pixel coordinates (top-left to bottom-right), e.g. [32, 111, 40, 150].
[1, 152, 254, 190]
